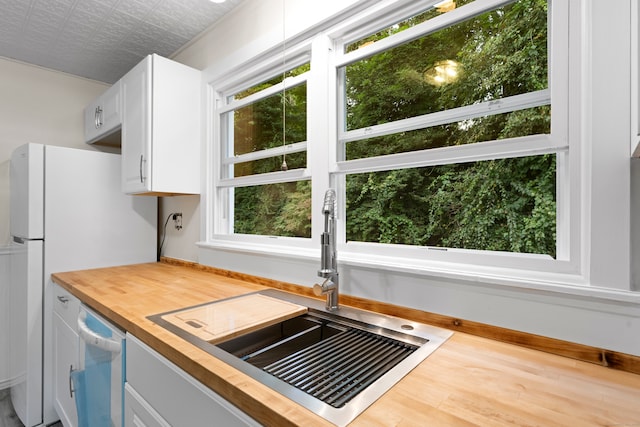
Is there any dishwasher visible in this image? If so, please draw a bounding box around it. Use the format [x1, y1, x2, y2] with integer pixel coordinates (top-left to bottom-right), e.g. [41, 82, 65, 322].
[73, 305, 125, 427]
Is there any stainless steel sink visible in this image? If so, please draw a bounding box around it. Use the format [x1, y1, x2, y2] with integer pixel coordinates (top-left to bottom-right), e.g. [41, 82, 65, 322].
[148, 289, 453, 426]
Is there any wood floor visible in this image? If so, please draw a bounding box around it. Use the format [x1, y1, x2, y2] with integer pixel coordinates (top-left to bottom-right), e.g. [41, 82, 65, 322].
[0, 389, 63, 427]
[0, 389, 22, 427]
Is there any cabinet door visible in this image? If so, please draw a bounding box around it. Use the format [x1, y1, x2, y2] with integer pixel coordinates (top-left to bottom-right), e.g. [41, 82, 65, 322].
[124, 384, 171, 427]
[121, 55, 152, 194]
[84, 81, 122, 145]
[126, 334, 259, 427]
[100, 81, 122, 134]
[53, 312, 79, 427]
[84, 98, 103, 143]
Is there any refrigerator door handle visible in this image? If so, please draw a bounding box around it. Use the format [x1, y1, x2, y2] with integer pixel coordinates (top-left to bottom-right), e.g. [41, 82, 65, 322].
[139, 154, 144, 183]
[77, 312, 121, 354]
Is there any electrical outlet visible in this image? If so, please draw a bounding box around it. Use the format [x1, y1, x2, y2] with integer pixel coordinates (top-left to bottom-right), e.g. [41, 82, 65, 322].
[172, 213, 183, 230]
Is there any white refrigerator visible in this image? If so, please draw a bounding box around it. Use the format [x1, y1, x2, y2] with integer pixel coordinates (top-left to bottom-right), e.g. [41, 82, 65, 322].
[9, 143, 157, 427]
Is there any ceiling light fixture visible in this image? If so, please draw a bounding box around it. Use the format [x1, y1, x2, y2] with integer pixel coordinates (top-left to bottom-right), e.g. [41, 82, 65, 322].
[209, 0, 226, 3]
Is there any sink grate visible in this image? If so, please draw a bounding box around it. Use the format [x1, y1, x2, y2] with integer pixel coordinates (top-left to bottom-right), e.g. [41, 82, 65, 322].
[262, 327, 419, 408]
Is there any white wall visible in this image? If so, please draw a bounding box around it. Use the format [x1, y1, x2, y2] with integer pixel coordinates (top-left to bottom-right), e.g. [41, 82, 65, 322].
[166, 0, 640, 356]
[0, 57, 111, 246]
[158, 195, 200, 262]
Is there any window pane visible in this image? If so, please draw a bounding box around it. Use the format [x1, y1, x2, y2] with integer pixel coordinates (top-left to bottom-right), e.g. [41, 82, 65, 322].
[343, 0, 548, 130]
[346, 106, 550, 160]
[233, 181, 311, 238]
[226, 83, 307, 158]
[345, 155, 556, 257]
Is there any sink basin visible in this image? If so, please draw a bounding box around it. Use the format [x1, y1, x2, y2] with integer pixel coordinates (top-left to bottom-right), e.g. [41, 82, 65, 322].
[217, 313, 345, 369]
[148, 289, 453, 426]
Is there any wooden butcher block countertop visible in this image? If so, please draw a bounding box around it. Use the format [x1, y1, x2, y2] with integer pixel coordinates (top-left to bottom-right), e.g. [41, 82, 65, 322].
[51, 261, 640, 427]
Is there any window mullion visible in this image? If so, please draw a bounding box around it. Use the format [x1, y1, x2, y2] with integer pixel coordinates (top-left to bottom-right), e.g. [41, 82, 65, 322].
[218, 169, 309, 189]
[334, 134, 566, 175]
[219, 72, 308, 115]
[340, 90, 551, 144]
[223, 141, 307, 165]
[551, 0, 573, 264]
[308, 34, 335, 245]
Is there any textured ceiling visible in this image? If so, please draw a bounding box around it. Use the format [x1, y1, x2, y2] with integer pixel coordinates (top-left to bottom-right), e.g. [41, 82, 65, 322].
[0, 0, 244, 84]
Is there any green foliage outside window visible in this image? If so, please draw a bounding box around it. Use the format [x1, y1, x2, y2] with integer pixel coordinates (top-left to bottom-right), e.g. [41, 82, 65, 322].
[234, 181, 311, 238]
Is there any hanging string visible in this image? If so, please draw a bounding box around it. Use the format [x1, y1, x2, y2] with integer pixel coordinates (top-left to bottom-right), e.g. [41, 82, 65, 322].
[280, 0, 288, 171]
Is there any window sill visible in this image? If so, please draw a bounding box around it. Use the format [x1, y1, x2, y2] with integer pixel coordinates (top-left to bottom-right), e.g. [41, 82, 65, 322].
[197, 239, 640, 305]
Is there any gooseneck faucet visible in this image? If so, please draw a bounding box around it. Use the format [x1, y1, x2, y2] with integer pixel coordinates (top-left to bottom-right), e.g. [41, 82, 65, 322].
[313, 189, 339, 311]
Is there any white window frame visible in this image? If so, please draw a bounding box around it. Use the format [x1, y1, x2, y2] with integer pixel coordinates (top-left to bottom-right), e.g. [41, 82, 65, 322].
[207, 37, 318, 252]
[205, 0, 585, 286]
[324, 0, 579, 278]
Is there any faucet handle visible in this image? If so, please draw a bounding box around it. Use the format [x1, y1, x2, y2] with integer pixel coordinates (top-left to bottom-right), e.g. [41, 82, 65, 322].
[313, 283, 325, 297]
[313, 278, 336, 296]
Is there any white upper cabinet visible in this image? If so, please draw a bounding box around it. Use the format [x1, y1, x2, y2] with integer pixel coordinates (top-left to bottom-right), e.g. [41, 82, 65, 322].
[84, 80, 122, 146]
[121, 54, 201, 195]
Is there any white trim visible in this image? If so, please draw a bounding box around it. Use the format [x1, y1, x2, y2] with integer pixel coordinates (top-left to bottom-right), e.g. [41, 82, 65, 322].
[201, 235, 315, 255]
[334, 134, 565, 174]
[197, 239, 640, 305]
[222, 141, 307, 165]
[218, 72, 308, 115]
[218, 168, 309, 188]
[308, 35, 335, 245]
[340, 90, 552, 144]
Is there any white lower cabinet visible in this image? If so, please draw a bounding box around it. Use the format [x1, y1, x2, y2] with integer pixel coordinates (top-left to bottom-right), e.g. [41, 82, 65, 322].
[52, 284, 81, 427]
[124, 384, 170, 427]
[125, 334, 260, 427]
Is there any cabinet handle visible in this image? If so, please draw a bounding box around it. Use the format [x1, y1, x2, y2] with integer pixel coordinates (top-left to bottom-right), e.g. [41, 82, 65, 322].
[95, 105, 102, 129]
[69, 365, 75, 398]
[57, 295, 69, 304]
[139, 154, 144, 183]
